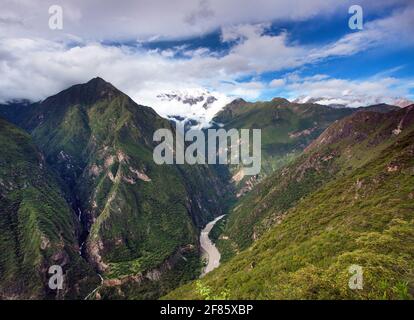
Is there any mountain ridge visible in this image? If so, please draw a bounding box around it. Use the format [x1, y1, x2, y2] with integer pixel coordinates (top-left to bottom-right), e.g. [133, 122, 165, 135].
[166, 105, 414, 299]
[0, 78, 231, 299]
[214, 105, 414, 257]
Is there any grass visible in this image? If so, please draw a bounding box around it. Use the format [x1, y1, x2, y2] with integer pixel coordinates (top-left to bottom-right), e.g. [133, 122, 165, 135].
[0, 118, 99, 298]
[165, 109, 414, 300]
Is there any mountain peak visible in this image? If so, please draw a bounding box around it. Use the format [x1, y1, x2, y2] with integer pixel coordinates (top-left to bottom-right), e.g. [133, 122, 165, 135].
[88, 76, 105, 82]
[84, 76, 118, 92]
[271, 97, 290, 105]
[86, 76, 111, 86]
[43, 77, 121, 107]
[228, 98, 247, 106]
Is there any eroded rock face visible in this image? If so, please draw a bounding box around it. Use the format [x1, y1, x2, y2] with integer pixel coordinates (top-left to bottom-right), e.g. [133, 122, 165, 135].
[104, 155, 115, 168]
[289, 127, 316, 139]
[87, 239, 109, 273]
[236, 175, 259, 198]
[93, 245, 195, 299]
[232, 169, 244, 183]
[129, 166, 151, 182]
[89, 164, 102, 177]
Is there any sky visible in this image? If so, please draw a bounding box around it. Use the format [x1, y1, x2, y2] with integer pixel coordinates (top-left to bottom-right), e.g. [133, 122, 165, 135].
[0, 0, 413, 121]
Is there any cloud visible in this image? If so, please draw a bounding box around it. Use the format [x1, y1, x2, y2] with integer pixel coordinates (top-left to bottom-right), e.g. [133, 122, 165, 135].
[0, 36, 269, 103]
[1, 0, 409, 41]
[282, 74, 414, 107]
[0, 0, 341, 41]
[307, 5, 414, 62]
[184, 0, 215, 26]
[0, 26, 301, 104]
[0, 0, 413, 119]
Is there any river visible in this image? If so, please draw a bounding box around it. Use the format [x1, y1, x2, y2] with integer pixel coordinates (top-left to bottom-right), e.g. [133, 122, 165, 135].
[83, 214, 226, 298]
[200, 214, 226, 276]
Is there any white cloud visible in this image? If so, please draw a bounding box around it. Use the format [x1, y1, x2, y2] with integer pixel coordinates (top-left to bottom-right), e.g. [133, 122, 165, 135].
[284, 74, 414, 107]
[0, 0, 342, 41]
[1, 0, 410, 41]
[0, 0, 413, 122]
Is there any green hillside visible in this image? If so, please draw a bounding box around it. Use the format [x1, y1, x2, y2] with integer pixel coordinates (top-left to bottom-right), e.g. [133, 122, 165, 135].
[215, 107, 414, 257]
[166, 106, 414, 299]
[213, 98, 354, 195]
[0, 78, 230, 299]
[0, 117, 99, 299]
[1, 77, 410, 300]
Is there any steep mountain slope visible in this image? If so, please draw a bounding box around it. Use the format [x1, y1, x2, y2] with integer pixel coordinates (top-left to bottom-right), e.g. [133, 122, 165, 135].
[358, 103, 400, 113]
[0, 100, 38, 127]
[216, 106, 414, 258]
[0, 117, 99, 299]
[166, 106, 414, 299]
[212, 98, 354, 195]
[1, 78, 230, 299]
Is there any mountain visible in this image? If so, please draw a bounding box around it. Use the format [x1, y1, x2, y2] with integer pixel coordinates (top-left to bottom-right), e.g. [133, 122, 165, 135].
[358, 103, 400, 113]
[149, 88, 231, 128]
[293, 96, 411, 109]
[0, 117, 99, 299]
[0, 78, 231, 299]
[220, 104, 414, 255]
[2, 76, 412, 300]
[166, 105, 414, 299]
[212, 98, 355, 195]
[392, 98, 414, 108]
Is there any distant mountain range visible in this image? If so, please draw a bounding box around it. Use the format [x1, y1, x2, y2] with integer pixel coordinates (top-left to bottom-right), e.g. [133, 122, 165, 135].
[155, 91, 411, 129]
[293, 96, 413, 109]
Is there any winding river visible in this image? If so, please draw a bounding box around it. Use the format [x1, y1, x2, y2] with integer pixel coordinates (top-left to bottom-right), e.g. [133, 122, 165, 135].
[83, 214, 226, 298]
[200, 215, 226, 276]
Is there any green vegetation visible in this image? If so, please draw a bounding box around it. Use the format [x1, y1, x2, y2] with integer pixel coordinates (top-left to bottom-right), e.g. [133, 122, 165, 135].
[194, 281, 230, 300]
[166, 107, 414, 300]
[213, 98, 354, 184]
[96, 247, 204, 300]
[0, 78, 231, 299]
[0, 118, 99, 298]
[1, 77, 412, 300]
[209, 216, 227, 244]
[217, 108, 414, 256]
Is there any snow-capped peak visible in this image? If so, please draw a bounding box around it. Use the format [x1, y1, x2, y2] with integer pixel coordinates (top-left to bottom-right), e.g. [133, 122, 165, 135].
[149, 88, 232, 128]
[157, 88, 217, 109]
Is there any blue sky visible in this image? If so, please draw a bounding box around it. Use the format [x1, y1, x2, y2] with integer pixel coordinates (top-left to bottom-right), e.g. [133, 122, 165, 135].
[134, 3, 414, 103]
[0, 0, 413, 117]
